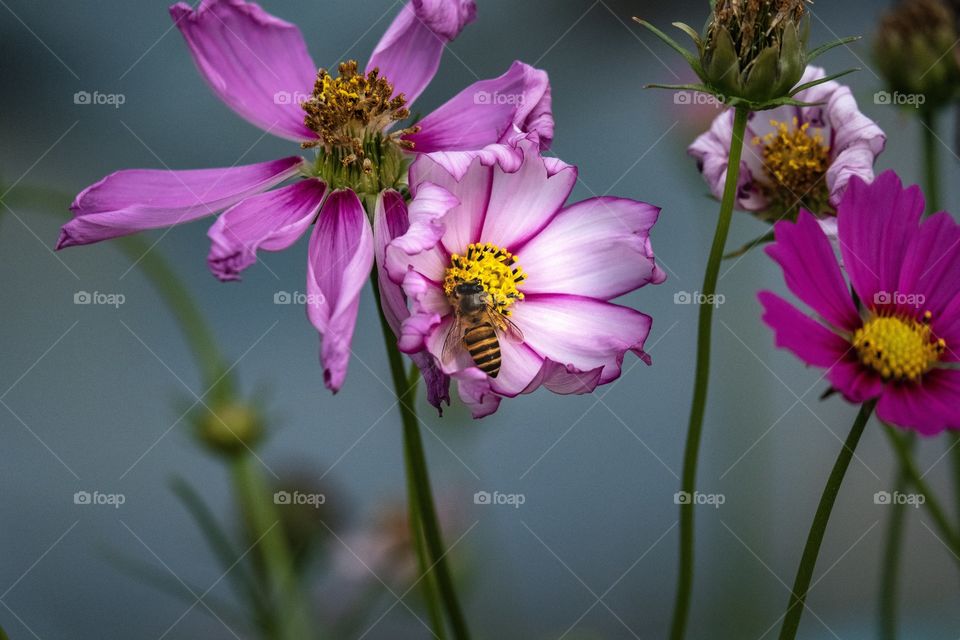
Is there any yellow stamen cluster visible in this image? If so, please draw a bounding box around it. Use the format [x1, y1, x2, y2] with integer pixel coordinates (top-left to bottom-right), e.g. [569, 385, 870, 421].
[301, 60, 418, 164]
[852, 312, 946, 382]
[756, 118, 830, 200]
[444, 243, 526, 315]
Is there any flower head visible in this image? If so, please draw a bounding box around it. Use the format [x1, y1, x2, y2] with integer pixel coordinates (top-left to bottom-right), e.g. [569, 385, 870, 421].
[385, 138, 666, 417]
[689, 66, 885, 222]
[759, 171, 960, 435]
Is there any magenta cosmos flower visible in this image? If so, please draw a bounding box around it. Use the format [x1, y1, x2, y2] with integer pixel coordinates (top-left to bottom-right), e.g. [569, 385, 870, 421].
[690, 66, 886, 224]
[759, 171, 960, 435]
[56, 0, 555, 396]
[384, 137, 666, 417]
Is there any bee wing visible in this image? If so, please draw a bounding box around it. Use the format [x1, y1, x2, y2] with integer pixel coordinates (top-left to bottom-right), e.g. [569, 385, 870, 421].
[442, 315, 467, 364]
[501, 315, 524, 344]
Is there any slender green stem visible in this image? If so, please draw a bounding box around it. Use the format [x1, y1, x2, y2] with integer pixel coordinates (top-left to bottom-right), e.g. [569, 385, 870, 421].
[878, 434, 913, 640]
[921, 109, 940, 215]
[779, 401, 875, 640]
[883, 425, 960, 557]
[371, 274, 467, 639]
[669, 104, 749, 640]
[231, 454, 313, 640]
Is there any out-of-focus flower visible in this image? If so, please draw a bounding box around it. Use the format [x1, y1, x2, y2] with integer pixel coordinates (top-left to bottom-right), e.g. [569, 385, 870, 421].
[58, 0, 554, 398]
[759, 171, 960, 435]
[875, 0, 960, 111]
[689, 66, 885, 223]
[195, 400, 264, 456]
[385, 136, 666, 418]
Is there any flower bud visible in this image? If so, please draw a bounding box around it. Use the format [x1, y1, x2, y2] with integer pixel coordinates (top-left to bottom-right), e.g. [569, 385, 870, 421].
[195, 401, 264, 456]
[875, 0, 960, 110]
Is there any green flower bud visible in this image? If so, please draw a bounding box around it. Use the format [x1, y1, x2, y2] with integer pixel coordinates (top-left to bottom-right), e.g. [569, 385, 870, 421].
[875, 0, 960, 110]
[195, 401, 264, 456]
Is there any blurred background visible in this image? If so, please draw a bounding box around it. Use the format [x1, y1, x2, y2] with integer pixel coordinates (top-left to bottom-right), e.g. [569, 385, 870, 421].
[1, 0, 958, 638]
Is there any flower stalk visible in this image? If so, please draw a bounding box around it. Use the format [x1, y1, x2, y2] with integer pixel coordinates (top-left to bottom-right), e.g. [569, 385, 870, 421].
[778, 401, 876, 640]
[669, 104, 749, 640]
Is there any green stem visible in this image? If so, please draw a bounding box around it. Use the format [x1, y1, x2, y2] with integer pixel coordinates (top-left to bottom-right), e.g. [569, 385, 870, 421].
[231, 454, 313, 640]
[921, 110, 940, 215]
[669, 104, 749, 640]
[779, 401, 875, 640]
[878, 434, 913, 640]
[371, 274, 466, 639]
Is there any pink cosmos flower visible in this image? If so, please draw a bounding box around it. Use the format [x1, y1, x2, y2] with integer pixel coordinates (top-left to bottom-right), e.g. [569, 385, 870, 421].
[57, 0, 554, 398]
[689, 66, 886, 223]
[759, 171, 960, 435]
[385, 137, 666, 417]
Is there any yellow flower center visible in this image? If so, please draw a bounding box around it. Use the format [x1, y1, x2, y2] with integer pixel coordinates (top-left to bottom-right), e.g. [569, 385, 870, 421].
[852, 312, 946, 382]
[444, 243, 526, 315]
[753, 118, 831, 215]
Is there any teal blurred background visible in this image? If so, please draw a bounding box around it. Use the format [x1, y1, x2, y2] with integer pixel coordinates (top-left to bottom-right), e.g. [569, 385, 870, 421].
[1, 0, 958, 638]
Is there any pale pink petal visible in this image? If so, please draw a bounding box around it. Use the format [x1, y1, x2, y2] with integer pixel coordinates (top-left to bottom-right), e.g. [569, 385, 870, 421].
[366, 0, 476, 106]
[518, 197, 666, 299]
[384, 182, 459, 283]
[171, 0, 318, 142]
[453, 368, 501, 418]
[522, 359, 602, 395]
[58, 157, 304, 249]
[306, 189, 374, 392]
[206, 178, 326, 281]
[409, 153, 493, 253]
[689, 109, 768, 211]
[489, 339, 543, 398]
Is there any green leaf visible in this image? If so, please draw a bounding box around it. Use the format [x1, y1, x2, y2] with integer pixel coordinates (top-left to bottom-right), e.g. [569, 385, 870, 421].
[789, 68, 860, 96]
[723, 230, 776, 260]
[672, 22, 703, 48]
[806, 36, 862, 62]
[632, 17, 703, 77]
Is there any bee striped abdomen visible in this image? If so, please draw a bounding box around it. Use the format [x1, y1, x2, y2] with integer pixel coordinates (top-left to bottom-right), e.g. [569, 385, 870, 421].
[463, 323, 501, 378]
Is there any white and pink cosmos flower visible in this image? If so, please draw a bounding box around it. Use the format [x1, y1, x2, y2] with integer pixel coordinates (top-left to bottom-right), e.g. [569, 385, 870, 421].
[384, 137, 667, 417]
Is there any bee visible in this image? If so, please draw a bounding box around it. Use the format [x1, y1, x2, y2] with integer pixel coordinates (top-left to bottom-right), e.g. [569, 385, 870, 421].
[443, 280, 523, 378]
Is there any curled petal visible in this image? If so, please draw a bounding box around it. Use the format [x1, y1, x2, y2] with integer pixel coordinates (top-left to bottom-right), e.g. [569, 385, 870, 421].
[207, 178, 327, 281]
[367, 0, 476, 106]
[523, 359, 603, 396]
[306, 190, 374, 392]
[171, 0, 318, 142]
[58, 157, 304, 249]
[384, 183, 459, 283]
[453, 368, 501, 418]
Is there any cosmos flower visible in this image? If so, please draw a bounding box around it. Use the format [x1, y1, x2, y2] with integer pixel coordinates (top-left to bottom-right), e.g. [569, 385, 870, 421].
[689, 66, 886, 225]
[385, 137, 666, 417]
[57, 0, 554, 396]
[759, 171, 960, 435]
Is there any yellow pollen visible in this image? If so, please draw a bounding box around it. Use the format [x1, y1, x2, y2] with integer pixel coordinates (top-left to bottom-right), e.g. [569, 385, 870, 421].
[754, 118, 831, 202]
[444, 243, 526, 315]
[852, 313, 946, 382]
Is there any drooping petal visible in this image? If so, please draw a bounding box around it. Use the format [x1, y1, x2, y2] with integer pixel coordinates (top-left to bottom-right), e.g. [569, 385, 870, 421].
[306, 189, 374, 392]
[765, 210, 861, 331]
[453, 367, 501, 418]
[518, 197, 666, 299]
[398, 270, 449, 355]
[405, 62, 554, 179]
[511, 295, 653, 385]
[207, 178, 327, 281]
[837, 171, 925, 309]
[366, 0, 476, 106]
[522, 359, 603, 396]
[171, 0, 318, 142]
[758, 291, 852, 368]
[58, 157, 304, 249]
[876, 368, 960, 436]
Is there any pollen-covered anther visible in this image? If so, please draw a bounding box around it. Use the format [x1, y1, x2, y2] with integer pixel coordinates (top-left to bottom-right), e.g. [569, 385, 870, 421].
[301, 60, 417, 159]
[756, 118, 830, 198]
[444, 242, 525, 315]
[852, 313, 945, 382]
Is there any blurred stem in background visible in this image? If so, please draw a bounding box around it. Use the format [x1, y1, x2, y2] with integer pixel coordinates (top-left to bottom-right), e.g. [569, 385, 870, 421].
[371, 274, 468, 640]
[669, 104, 749, 640]
[779, 401, 876, 640]
[1, 185, 315, 639]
